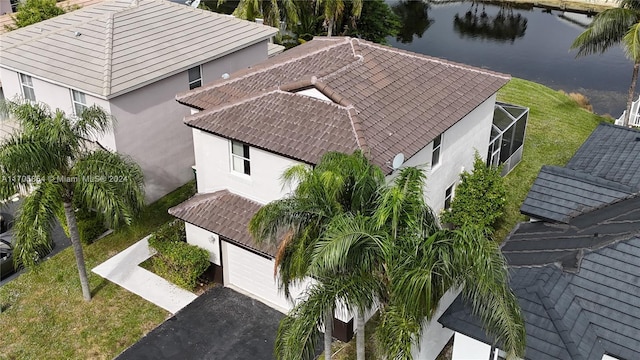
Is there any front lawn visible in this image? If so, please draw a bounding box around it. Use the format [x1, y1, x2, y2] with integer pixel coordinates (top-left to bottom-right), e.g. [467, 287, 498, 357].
[494, 78, 607, 241]
[0, 182, 195, 360]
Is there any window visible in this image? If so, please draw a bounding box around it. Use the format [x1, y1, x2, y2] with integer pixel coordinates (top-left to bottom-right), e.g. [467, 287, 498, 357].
[431, 134, 442, 168]
[231, 140, 250, 175]
[188, 66, 202, 90]
[444, 184, 454, 210]
[19, 73, 36, 101]
[71, 90, 88, 115]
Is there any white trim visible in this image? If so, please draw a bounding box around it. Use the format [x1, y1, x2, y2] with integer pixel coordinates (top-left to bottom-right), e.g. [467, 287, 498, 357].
[18, 72, 36, 101]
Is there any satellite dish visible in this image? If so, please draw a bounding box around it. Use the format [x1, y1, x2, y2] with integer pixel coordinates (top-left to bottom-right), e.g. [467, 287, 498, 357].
[392, 153, 404, 170]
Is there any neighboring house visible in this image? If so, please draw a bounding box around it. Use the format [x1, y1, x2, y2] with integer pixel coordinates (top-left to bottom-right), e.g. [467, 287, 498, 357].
[169, 36, 513, 351]
[0, 0, 280, 201]
[439, 123, 640, 360]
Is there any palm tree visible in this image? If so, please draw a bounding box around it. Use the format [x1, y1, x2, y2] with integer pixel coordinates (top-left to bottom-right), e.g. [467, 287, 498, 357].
[314, 167, 526, 359]
[249, 151, 383, 360]
[317, 0, 363, 37]
[0, 100, 144, 301]
[571, 0, 640, 126]
[218, 0, 299, 31]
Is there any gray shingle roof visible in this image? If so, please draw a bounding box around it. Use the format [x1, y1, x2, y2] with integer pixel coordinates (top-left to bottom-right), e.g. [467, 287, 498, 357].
[168, 190, 277, 257]
[0, 0, 277, 98]
[440, 196, 640, 360]
[177, 37, 510, 170]
[520, 166, 636, 223]
[441, 237, 640, 360]
[520, 123, 640, 223]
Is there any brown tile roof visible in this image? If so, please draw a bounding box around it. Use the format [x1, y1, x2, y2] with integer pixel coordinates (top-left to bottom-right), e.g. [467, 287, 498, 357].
[177, 37, 510, 171]
[187, 90, 360, 164]
[169, 190, 277, 257]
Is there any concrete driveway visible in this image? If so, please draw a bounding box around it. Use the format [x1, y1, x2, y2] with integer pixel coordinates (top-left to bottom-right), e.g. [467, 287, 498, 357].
[116, 287, 285, 360]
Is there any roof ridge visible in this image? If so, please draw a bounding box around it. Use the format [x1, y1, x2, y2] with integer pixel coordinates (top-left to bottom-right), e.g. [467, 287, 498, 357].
[102, 12, 114, 97]
[186, 89, 282, 122]
[347, 108, 369, 156]
[352, 38, 510, 80]
[176, 37, 353, 100]
[543, 165, 638, 194]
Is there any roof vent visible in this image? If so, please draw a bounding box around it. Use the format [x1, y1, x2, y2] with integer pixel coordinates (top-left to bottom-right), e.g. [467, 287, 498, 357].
[74, 31, 81, 37]
[221, 73, 230, 80]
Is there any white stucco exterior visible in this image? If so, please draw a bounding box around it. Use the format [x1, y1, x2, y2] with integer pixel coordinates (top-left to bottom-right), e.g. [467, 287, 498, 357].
[400, 94, 496, 214]
[0, 41, 270, 202]
[452, 333, 492, 360]
[185, 222, 220, 265]
[192, 129, 301, 204]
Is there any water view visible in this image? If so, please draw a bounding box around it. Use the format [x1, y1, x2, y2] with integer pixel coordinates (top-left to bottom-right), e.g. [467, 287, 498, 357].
[386, 0, 631, 116]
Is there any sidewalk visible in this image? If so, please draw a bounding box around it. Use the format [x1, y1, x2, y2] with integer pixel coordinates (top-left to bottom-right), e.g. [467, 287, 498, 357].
[92, 236, 197, 314]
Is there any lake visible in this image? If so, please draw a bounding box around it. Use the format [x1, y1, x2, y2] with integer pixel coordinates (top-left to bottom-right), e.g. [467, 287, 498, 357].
[386, 0, 631, 116]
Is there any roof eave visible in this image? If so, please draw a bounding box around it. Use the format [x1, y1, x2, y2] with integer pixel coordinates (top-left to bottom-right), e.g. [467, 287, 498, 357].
[105, 34, 276, 99]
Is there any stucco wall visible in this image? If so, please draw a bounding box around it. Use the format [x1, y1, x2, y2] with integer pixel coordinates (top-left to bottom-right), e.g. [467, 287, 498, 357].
[108, 41, 269, 202]
[0, 68, 117, 149]
[192, 129, 301, 204]
[451, 332, 492, 360]
[400, 95, 496, 214]
[185, 222, 220, 265]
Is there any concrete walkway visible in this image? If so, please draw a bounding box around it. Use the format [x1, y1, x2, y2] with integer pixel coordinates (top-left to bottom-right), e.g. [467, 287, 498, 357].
[92, 236, 197, 314]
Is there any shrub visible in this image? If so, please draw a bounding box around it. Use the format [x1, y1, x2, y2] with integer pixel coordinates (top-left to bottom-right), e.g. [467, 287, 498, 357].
[148, 221, 209, 290]
[440, 152, 507, 233]
[58, 207, 107, 245]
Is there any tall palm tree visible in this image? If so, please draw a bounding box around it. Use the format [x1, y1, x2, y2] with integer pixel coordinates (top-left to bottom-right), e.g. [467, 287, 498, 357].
[314, 167, 526, 359]
[571, 0, 640, 126]
[249, 151, 383, 360]
[0, 101, 144, 301]
[218, 0, 298, 30]
[317, 0, 363, 37]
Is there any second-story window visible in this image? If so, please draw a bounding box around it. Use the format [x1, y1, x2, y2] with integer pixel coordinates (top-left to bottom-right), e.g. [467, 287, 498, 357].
[71, 90, 88, 115]
[188, 66, 202, 90]
[231, 140, 250, 175]
[19, 73, 36, 101]
[431, 134, 442, 168]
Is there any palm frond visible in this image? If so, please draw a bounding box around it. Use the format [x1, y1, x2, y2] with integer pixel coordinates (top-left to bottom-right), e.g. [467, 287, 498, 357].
[623, 22, 640, 60]
[71, 150, 144, 228]
[71, 105, 113, 141]
[12, 181, 62, 268]
[571, 8, 640, 56]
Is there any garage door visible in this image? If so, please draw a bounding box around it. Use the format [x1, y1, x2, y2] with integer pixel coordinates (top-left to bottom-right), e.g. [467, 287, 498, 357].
[223, 241, 311, 313]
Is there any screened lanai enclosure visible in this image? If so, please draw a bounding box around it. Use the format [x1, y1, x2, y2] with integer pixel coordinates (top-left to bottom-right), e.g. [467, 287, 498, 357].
[488, 102, 528, 176]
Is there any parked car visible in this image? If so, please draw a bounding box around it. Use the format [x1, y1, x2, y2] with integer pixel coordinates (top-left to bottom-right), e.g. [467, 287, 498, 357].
[0, 239, 14, 279]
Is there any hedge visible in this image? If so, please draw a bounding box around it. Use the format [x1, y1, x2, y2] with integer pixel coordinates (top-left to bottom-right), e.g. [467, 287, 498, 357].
[147, 221, 209, 291]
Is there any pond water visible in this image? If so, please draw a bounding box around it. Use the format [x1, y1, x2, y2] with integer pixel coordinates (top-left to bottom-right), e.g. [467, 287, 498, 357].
[386, 0, 631, 116]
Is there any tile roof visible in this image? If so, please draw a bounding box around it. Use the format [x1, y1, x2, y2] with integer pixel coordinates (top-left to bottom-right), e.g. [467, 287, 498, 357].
[168, 190, 277, 257]
[178, 37, 510, 170]
[187, 90, 359, 164]
[521, 123, 640, 223]
[440, 236, 640, 360]
[504, 195, 640, 271]
[520, 165, 636, 223]
[0, 0, 277, 98]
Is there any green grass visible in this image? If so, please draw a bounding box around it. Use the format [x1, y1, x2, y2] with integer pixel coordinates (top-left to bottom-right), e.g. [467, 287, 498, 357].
[494, 78, 608, 241]
[0, 182, 195, 360]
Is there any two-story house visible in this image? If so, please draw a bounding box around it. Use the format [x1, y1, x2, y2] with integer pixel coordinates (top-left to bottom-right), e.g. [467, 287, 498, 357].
[0, 0, 280, 201]
[168, 37, 512, 353]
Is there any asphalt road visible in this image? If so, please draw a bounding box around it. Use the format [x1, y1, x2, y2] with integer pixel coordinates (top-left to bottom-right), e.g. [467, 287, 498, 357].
[0, 198, 71, 286]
